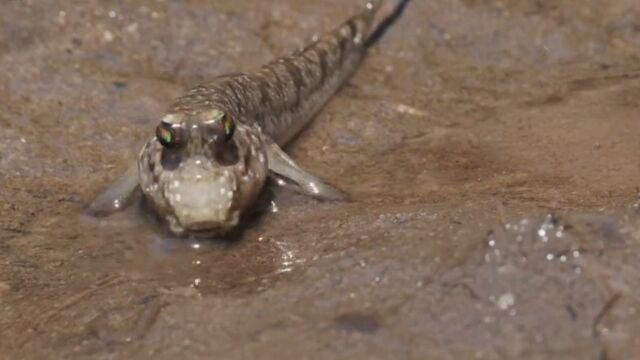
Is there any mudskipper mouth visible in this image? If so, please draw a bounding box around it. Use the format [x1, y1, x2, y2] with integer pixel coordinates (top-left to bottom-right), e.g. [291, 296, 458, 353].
[166, 166, 239, 232]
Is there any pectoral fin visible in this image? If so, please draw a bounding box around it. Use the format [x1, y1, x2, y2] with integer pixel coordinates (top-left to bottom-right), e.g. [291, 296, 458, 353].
[266, 141, 349, 201]
[86, 162, 140, 216]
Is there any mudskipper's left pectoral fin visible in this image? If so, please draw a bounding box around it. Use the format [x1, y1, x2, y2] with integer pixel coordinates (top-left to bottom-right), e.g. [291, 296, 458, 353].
[266, 141, 349, 201]
[86, 162, 141, 216]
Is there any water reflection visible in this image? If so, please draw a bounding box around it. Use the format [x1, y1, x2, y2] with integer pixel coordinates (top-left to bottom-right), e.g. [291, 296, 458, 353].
[76, 206, 303, 295]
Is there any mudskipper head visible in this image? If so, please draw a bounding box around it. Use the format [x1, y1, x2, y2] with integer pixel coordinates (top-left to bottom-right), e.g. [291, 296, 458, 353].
[138, 109, 268, 236]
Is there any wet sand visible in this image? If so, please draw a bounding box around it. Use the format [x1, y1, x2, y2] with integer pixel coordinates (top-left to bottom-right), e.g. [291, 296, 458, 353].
[2, 0, 640, 358]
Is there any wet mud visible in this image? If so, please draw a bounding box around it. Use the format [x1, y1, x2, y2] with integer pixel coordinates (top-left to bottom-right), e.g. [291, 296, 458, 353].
[2, 0, 640, 358]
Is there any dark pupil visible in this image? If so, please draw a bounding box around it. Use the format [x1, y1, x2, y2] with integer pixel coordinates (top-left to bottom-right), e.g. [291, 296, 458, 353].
[223, 116, 235, 141]
[156, 124, 175, 148]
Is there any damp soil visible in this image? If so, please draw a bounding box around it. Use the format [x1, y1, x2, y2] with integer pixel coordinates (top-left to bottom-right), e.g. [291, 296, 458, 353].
[2, 0, 640, 359]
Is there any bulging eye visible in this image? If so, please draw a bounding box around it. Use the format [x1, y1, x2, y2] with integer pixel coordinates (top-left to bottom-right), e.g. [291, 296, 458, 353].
[222, 113, 235, 141]
[204, 112, 236, 144]
[203, 112, 239, 166]
[156, 125, 173, 147]
[156, 122, 186, 148]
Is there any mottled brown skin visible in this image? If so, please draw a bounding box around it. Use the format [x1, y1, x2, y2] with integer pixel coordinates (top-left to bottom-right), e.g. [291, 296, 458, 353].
[169, 1, 380, 147]
[89, 1, 388, 236]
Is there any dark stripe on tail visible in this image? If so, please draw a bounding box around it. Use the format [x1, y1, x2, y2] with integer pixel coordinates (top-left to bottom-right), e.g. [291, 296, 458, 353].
[366, 0, 410, 47]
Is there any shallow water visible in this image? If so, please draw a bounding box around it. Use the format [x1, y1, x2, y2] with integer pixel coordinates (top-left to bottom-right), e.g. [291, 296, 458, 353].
[2, 0, 640, 358]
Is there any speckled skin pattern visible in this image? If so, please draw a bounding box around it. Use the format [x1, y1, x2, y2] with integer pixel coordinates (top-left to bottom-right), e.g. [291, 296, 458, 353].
[139, 1, 382, 235]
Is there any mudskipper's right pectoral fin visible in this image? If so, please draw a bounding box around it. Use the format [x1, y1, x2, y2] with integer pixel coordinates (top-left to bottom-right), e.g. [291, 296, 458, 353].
[266, 141, 350, 202]
[86, 162, 140, 216]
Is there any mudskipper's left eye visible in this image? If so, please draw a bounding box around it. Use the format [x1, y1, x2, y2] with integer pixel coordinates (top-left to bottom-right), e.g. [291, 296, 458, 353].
[206, 113, 239, 166]
[222, 113, 235, 141]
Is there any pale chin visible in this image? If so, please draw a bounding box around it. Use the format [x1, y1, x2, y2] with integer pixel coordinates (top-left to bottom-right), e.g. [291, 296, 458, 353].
[166, 175, 240, 232]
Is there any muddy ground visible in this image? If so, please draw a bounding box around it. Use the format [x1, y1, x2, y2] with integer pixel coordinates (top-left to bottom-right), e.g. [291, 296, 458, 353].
[2, 0, 640, 359]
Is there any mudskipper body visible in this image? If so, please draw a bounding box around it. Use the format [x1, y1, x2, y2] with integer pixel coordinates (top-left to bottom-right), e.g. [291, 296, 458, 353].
[89, 1, 400, 235]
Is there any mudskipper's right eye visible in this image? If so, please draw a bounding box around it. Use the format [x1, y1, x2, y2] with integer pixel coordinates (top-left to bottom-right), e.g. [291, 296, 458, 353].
[156, 121, 186, 170]
[156, 122, 186, 148]
[156, 123, 174, 147]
